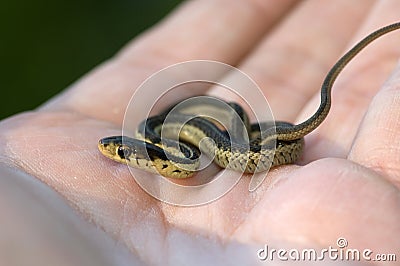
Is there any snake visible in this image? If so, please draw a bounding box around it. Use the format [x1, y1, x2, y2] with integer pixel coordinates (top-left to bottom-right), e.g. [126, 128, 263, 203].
[98, 22, 400, 178]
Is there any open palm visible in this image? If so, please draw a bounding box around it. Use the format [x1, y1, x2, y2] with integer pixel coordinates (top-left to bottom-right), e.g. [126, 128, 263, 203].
[1, 1, 400, 265]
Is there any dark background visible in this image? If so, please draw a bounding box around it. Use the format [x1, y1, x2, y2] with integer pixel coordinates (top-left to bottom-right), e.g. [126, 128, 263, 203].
[0, 0, 182, 120]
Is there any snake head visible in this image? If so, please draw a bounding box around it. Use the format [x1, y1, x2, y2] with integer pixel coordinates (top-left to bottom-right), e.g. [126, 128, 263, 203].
[98, 135, 165, 164]
[98, 135, 198, 178]
[98, 136, 138, 163]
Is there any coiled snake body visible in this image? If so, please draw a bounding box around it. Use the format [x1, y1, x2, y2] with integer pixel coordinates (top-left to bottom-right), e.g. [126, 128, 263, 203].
[98, 23, 400, 178]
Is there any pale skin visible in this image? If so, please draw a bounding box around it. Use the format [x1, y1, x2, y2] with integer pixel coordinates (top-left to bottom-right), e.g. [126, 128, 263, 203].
[1, 0, 400, 265]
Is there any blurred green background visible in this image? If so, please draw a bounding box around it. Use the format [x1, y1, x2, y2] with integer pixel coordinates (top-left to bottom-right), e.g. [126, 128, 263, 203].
[0, 0, 182, 120]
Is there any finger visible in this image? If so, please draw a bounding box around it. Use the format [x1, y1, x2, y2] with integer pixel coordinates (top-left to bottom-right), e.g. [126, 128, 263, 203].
[209, 0, 374, 121]
[41, 0, 298, 124]
[302, 0, 400, 162]
[348, 63, 400, 188]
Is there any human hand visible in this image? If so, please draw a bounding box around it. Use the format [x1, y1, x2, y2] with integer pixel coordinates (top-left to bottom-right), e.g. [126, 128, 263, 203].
[1, 0, 399, 265]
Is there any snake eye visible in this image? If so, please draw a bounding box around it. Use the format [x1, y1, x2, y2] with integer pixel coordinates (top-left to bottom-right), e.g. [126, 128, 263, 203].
[117, 145, 132, 159]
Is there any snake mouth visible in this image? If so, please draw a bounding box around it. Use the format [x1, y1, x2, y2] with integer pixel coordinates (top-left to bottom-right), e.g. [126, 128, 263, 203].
[98, 137, 120, 159]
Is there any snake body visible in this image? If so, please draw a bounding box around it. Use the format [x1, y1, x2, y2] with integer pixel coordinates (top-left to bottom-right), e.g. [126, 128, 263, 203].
[98, 22, 400, 178]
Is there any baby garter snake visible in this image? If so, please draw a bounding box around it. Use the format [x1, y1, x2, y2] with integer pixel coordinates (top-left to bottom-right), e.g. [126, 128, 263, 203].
[98, 22, 400, 178]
